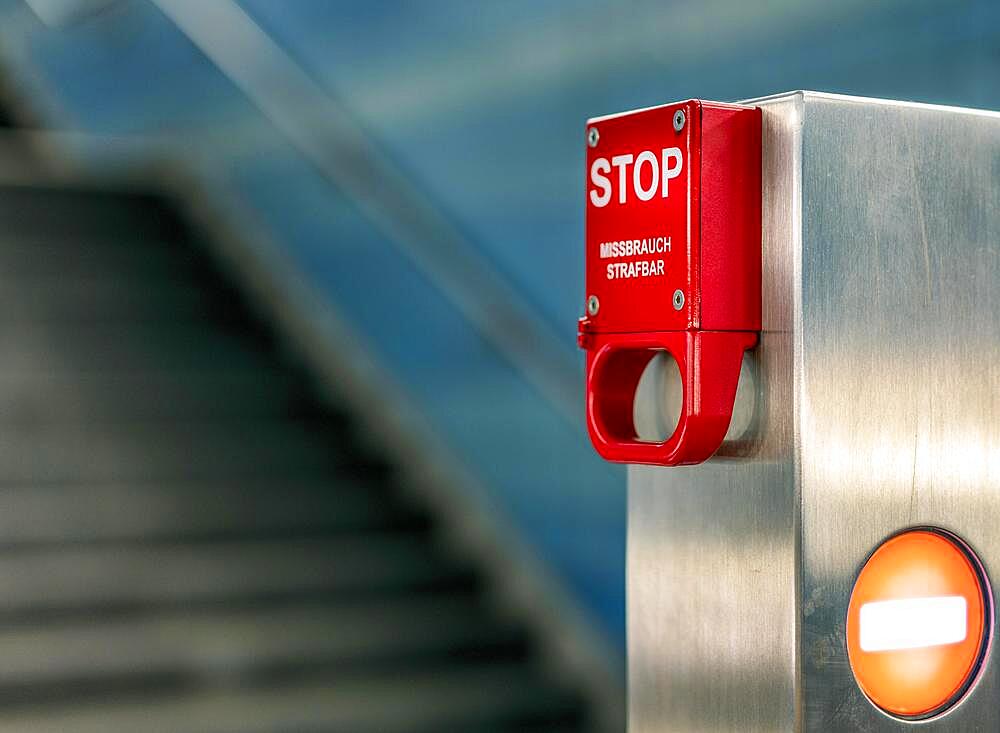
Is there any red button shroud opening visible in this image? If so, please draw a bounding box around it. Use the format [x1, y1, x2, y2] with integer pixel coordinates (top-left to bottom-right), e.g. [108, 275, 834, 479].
[578, 100, 761, 466]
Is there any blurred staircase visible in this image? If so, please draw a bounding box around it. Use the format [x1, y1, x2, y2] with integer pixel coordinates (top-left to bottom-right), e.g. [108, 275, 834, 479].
[0, 184, 593, 732]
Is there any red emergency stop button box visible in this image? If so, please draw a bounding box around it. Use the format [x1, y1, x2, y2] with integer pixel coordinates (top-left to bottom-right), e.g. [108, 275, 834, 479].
[578, 100, 761, 466]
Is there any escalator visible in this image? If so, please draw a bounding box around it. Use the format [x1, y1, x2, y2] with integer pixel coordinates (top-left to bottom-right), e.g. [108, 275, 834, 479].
[0, 184, 593, 732]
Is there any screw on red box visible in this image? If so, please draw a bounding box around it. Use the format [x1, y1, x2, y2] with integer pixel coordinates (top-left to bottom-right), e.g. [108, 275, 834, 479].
[578, 100, 761, 466]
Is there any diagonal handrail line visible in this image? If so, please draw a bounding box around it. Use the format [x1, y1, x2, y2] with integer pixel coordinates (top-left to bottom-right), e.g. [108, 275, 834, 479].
[151, 0, 582, 425]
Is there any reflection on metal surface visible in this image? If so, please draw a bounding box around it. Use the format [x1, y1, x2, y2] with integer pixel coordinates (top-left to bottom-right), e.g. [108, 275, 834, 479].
[629, 92, 1000, 731]
[846, 528, 990, 720]
[629, 92, 799, 733]
[799, 94, 1000, 732]
[859, 596, 967, 652]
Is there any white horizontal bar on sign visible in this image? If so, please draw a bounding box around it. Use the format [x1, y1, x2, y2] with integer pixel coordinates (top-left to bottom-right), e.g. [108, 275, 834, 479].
[859, 596, 967, 652]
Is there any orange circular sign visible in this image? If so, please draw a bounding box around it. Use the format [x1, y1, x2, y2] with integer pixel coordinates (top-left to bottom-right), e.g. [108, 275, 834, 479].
[847, 530, 990, 719]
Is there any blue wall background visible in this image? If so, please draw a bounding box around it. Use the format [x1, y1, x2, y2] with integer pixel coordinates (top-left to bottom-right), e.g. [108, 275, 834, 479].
[1, 0, 998, 661]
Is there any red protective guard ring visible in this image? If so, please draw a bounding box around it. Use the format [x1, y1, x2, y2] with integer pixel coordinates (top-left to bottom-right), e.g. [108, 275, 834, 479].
[585, 330, 757, 465]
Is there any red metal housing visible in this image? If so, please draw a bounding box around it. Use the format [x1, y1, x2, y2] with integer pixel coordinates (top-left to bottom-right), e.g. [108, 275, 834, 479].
[579, 99, 761, 466]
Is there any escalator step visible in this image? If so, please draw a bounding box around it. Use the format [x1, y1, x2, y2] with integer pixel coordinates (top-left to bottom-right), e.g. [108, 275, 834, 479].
[0, 239, 201, 280]
[0, 276, 231, 323]
[0, 186, 182, 241]
[1, 322, 275, 374]
[0, 663, 582, 733]
[0, 593, 528, 704]
[0, 533, 471, 617]
[0, 480, 423, 545]
[0, 370, 315, 423]
[0, 181, 595, 731]
[0, 420, 378, 484]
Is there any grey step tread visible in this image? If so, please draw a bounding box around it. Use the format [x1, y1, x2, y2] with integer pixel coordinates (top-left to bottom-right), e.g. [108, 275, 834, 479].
[0, 136, 44, 171]
[0, 186, 180, 240]
[0, 277, 223, 322]
[0, 594, 521, 690]
[0, 663, 577, 733]
[0, 420, 363, 484]
[0, 240, 199, 279]
[1, 323, 272, 374]
[0, 184, 594, 730]
[460, 727, 582, 733]
[0, 533, 465, 614]
[0, 481, 418, 545]
[0, 371, 308, 423]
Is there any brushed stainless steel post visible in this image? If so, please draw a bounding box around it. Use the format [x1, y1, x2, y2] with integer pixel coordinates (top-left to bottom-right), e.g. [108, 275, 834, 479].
[628, 92, 1000, 732]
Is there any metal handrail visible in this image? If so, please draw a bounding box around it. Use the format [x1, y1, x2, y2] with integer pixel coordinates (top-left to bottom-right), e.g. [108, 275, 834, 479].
[152, 0, 582, 425]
